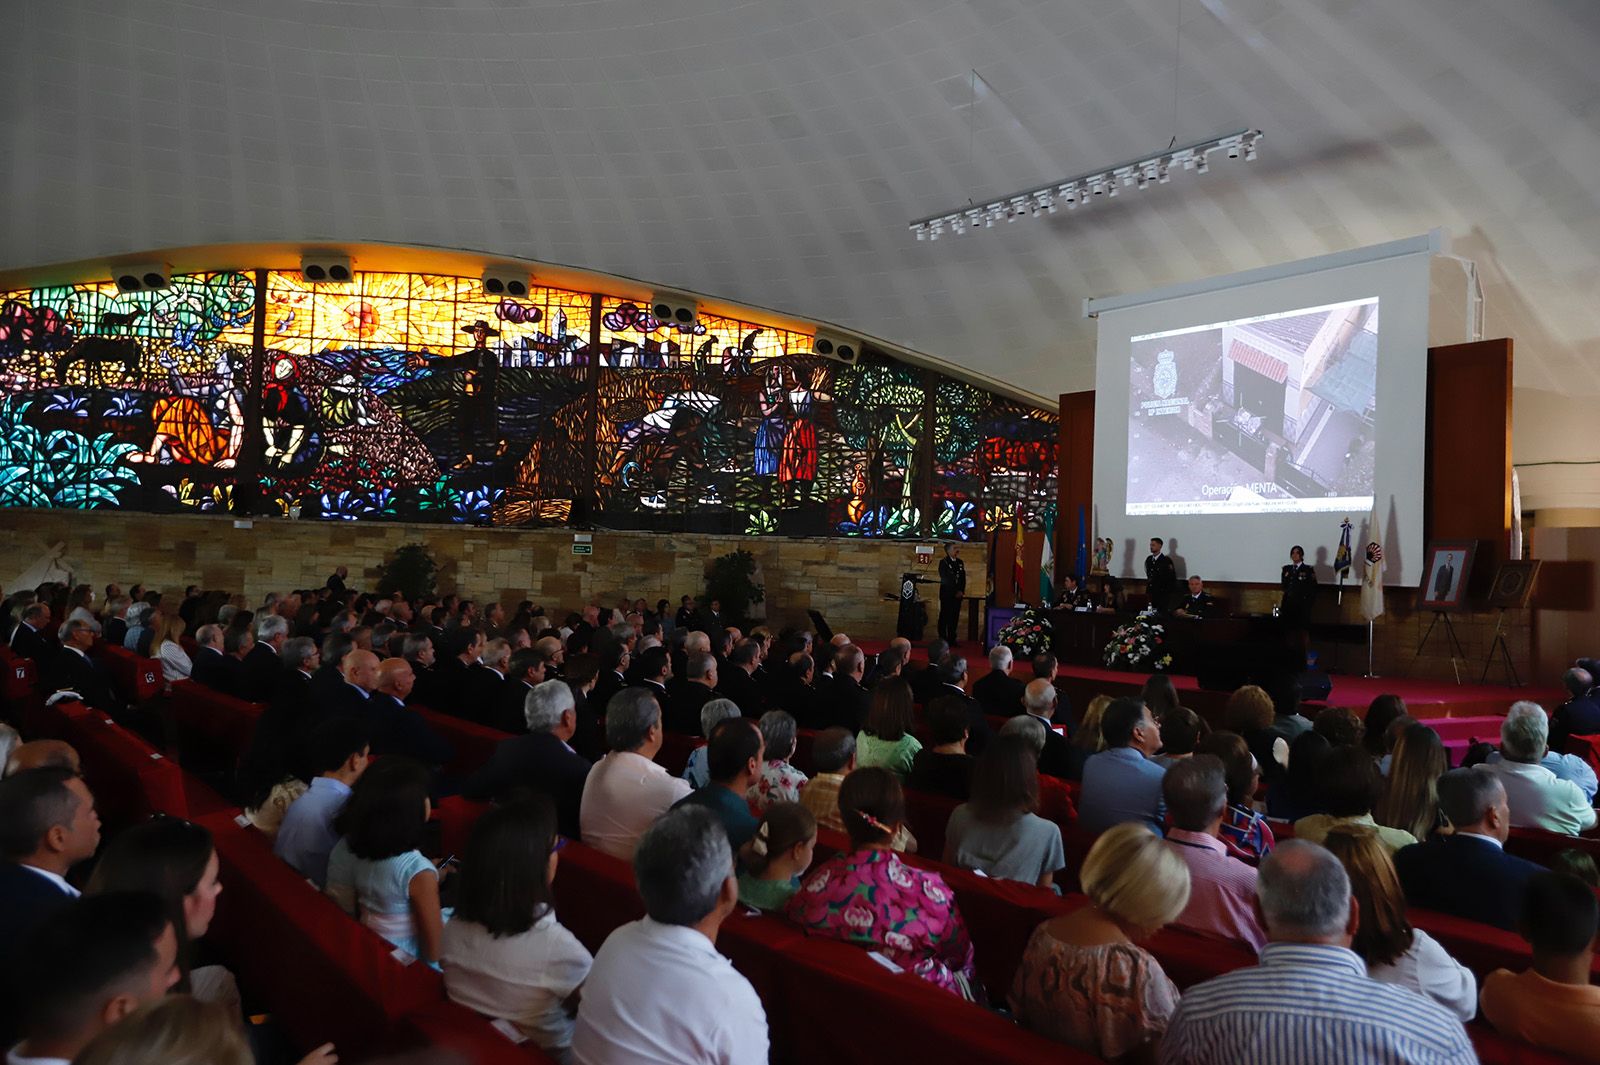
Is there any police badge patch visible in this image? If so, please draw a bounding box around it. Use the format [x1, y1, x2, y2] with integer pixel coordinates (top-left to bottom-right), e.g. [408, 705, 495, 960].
[1153, 350, 1178, 400]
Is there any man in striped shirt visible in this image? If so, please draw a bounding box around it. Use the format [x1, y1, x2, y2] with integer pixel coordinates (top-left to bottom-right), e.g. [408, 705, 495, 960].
[1162, 839, 1477, 1065]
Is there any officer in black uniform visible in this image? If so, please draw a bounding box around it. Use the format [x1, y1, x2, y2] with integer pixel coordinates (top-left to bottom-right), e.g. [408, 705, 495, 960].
[1056, 573, 1089, 609]
[1281, 545, 1318, 628]
[938, 543, 966, 644]
[1173, 575, 1217, 619]
[1144, 537, 1177, 613]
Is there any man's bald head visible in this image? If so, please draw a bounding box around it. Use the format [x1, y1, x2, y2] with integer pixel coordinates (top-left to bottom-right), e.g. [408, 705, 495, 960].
[341, 649, 380, 692]
[375, 657, 415, 700]
[5, 740, 80, 778]
[1023, 678, 1058, 717]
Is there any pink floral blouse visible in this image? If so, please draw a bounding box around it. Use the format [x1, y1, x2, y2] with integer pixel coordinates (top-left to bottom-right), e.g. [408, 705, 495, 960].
[748, 759, 809, 812]
[784, 848, 976, 997]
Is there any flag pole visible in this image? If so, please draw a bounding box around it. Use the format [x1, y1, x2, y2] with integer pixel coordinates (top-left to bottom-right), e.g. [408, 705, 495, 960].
[1366, 620, 1375, 678]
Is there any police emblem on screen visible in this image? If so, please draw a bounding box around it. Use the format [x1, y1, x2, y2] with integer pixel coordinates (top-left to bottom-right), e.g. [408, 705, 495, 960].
[1152, 350, 1178, 400]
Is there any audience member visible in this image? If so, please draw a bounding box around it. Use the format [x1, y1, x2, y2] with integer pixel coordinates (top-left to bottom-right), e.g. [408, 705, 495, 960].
[943, 735, 1065, 889]
[463, 680, 592, 838]
[855, 679, 922, 780]
[1550, 666, 1600, 753]
[1321, 824, 1476, 1021]
[748, 710, 808, 811]
[324, 757, 444, 964]
[152, 614, 191, 685]
[442, 798, 592, 1062]
[908, 695, 976, 799]
[86, 817, 235, 1009]
[681, 698, 741, 790]
[1020, 678, 1073, 779]
[242, 614, 289, 695]
[972, 645, 1026, 717]
[736, 802, 817, 912]
[1479, 871, 1600, 1062]
[1550, 847, 1600, 887]
[1487, 701, 1598, 834]
[1154, 706, 1203, 768]
[6, 738, 80, 777]
[1078, 697, 1166, 834]
[46, 619, 122, 716]
[274, 717, 372, 887]
[1225, 683, 1285, 780]
[1362, 693, 1410, 762]
[1162, 840, 1475, 1063]
[1193, 730, 1275, 862]
[1263, 677, 1314, 750]
[1008, 823, 1188, 1059]
[787, 768, 975, 998]
[9, 602, 53, 663]
[715, 639, 764, 716]
[0, 767, 100, 955]
[490, 647, 545, 734]
[362, 656, 454, 766]
[666, 652, 720, 735]
[71, 994, 272, 1065]
[934, 655, 991, 754]
[572, 805, 768, 1064]
[238, 636, 321, 809]
[1156, 755, 1267, 955]
[1312, 706, 1364, 749]
[188, 623, 242, 699]
[7, 893, 180, 1064]
[1394, 766, 1544, 931]
[1265, 730, 1330, 821]
[1374, 721, 1447, 842]
[579, 688, 692, 860]
[1062, 693, 1110, 781]
[1294, 744, 1417, 852]
[799, 727, 855, 834]
[673, 717, 763, 850]
[1140, 674, 1181, 722]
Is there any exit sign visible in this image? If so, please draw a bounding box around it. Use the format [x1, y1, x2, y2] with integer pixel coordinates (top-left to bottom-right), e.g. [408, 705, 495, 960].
[571, 543, 593, 556]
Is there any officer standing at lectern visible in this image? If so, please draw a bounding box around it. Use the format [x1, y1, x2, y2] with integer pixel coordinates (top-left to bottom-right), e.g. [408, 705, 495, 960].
[938, 543, 966, 644]
[1281, 544, 1318, 629]
[1144, 538, 1177, 613]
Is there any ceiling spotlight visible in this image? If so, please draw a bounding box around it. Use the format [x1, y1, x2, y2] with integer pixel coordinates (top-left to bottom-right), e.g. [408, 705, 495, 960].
[907, 128, 1260, 238]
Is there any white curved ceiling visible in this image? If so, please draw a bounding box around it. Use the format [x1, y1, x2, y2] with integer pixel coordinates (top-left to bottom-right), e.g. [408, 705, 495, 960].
[4, 0, 1599, 504]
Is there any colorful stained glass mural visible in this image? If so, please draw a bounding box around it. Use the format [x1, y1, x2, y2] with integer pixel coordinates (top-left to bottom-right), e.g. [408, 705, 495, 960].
[0, 264, 1056, 537]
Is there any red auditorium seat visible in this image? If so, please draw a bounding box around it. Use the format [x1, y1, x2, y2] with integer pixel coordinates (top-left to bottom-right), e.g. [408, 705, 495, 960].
[410, 704, 508, 775]
[90, 643, 164, 704]
[31, 699, 188, 829]
[193, 811, 445, 1055]
[394, 1000, 560, 1064]
[1504, 825, 1600, 867]
[1412, 907, 1600, 986]
[169, 679, 264, 767]
[902, 788, 959, 863]
[792, 727, 818, 775]
[435, 794, 493, 858]
[654, 730, 701, 777]
[1566, 733, 1600, 780]
[0, 644, 40, 706]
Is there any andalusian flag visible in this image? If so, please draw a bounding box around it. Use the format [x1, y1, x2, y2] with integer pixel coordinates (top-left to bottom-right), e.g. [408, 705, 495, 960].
[1012, 505, 1025, 603]
[1039, 509, 1055, 605]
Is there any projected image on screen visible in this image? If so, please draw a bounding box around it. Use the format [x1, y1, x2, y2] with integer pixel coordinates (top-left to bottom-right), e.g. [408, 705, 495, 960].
[1126, 297, 1378, 516]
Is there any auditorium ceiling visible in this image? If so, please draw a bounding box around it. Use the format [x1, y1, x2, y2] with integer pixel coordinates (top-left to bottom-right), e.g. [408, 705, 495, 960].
[4, 0, 1598, 505]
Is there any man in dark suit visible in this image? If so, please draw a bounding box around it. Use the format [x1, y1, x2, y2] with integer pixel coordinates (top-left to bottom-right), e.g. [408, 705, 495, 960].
[8, 602, 53, 666]
[1144, 537, 1177, 612]
[1394, 766, 1543, 931]
[1173, 575, 1218, 619]
[665, 653, 719, 735]
[815, 644, 870, 731]
[937, 543, 966, 644]
[934, 657, 991, 756]
[101, 597, 130, 650]
[1280, 545, 1318, 628]
[629, 644, 672, 712]
[320, 648, 378, 719]
[430, 628, 485, 719]
[241, 615, 289, 699]
[1029, 652, 1075, 729]
[463, 680, 593, 837]
[326, 565, 349, 595]
[674, 596, 697, 630]
[696, 598, 724, 634]
[462, 638, 513, 729]
[401, 633, 448, 708]
[715, 640, 764, 716]
[1432, 555, 1457, 602]
[363, 657, 454, 766]
[910, 639, 948, 705]
[240, 637, 322, 804]
[971, 645, 1026, 717]
[190, 623, 245, 699]
[1551, 667, 1600, 752]
[45, 620, 123, 716]
[0, 767, 101, 958]
[1022, 678, 1074, 778]
[487, 646, 548, 735]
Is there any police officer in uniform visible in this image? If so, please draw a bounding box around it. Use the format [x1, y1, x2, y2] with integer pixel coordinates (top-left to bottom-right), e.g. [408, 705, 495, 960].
[938, 543, 966, 644]
[1144, 537, 1177, 613]
[1280, 545, 1318, 628]
[1173, 575, 1217, 619]
[1056, 573, 1089, 609]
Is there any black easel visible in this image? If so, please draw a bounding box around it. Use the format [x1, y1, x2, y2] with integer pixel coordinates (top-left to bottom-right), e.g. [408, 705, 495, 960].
[1480, 608, 1522, 686]
[1414, 611, 1467, 685]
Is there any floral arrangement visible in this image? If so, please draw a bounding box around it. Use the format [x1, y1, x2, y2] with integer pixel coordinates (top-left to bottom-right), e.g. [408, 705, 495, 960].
[997, 608, 1053, 658]
[1104, 617, 1173, 672]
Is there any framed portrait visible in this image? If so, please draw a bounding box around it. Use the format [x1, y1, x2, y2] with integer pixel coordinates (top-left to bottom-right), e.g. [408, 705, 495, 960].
[1418, 540, 1477, 611]
[1487, 559, 1541, 610]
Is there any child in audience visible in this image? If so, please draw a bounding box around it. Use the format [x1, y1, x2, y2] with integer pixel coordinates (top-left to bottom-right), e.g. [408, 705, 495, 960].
[87, 817, 237, 1013]
[324, 757, 446, 964]
[1480, 871, 1600, 1062]
[441, 797, 591, 1063]
[737, 802, 816, 911]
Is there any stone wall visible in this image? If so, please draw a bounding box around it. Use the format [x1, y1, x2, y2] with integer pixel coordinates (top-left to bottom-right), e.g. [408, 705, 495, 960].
[0, 508, 985, 637]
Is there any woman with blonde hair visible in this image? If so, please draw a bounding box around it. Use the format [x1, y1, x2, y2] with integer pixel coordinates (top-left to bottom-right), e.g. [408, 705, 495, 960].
[153, 613, 191, 685]
[1375, 722, 1448, 841]
[1064, 694, 1112, 781]
[1009, 824, 1190, 1060]
[1322, 824, 1476, 1020]
[72, 996, 253, 1065]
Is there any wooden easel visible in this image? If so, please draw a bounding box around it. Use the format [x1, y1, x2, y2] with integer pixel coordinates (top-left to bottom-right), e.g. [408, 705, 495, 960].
[1480, 608, 1522, 686]
[1414, 611, 1468, 685]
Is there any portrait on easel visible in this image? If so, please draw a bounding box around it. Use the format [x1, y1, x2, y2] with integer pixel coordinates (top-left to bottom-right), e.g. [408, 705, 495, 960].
[1418, 540, 1477, 611]
[1487, 559, 1541, 610]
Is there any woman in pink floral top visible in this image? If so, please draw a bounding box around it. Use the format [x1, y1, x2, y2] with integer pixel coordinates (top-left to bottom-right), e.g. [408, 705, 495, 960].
[749, 711, 809, 812]
[784, 767, 977, 999]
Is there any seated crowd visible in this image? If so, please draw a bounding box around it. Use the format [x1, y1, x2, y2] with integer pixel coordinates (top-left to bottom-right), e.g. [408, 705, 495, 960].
[3, 575, 1600, 1063]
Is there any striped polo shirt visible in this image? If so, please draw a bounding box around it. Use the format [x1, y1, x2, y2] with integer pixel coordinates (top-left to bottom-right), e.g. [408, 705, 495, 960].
[1161, 942, 1477, 1065]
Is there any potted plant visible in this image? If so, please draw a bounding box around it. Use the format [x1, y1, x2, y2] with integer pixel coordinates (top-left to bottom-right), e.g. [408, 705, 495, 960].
[377, 542, 438, 603]
[705, 549, 765, 628]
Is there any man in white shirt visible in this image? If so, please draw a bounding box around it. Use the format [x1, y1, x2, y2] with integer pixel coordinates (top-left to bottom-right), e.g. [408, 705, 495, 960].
[9, 892, 180, 1065]
[579, 687, 691, 859]
[274, 717, 371, 887]
[572, 804, 768, 1065]
[0, 767, 100, 958]
[1488, 701, 1598, 835]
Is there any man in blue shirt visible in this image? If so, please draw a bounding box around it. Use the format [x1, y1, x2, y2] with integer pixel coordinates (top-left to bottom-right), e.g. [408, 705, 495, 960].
[1078, 697, 1167, 834]
[275, 717, 371, 886]
[672, 716, 763, 851]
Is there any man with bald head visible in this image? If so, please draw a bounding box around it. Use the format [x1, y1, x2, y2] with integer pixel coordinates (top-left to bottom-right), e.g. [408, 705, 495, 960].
[359, 656, 453, 766]
[4, 739, 80, 778]
[319, 648, 377, 717]
[1022, 678, 1073, 779]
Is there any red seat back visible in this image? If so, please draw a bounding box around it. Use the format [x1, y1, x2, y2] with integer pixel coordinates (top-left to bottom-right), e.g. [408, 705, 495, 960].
[0, 644, 38, 702]
[91, 643, 164, 703]
[169, 679, 264, 766]
[411, 705, 507, 776]
[34, 699, 187, 829]
[1412, 906, 1600, 986]
[435, 794, 493, 859]
[654, 731, 701, 777]
[396, 1000, 560, 1064]
[903, 787, 959, 862]
[792, 728, 818, 775]
[1567, 734, 1600, 781]
[1505, 826, 1600, 867]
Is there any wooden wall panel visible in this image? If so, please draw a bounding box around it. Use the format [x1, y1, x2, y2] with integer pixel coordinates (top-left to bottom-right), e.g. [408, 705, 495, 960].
[1058, 391, 1095, 579]
[1426, 338, 1513, 599]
